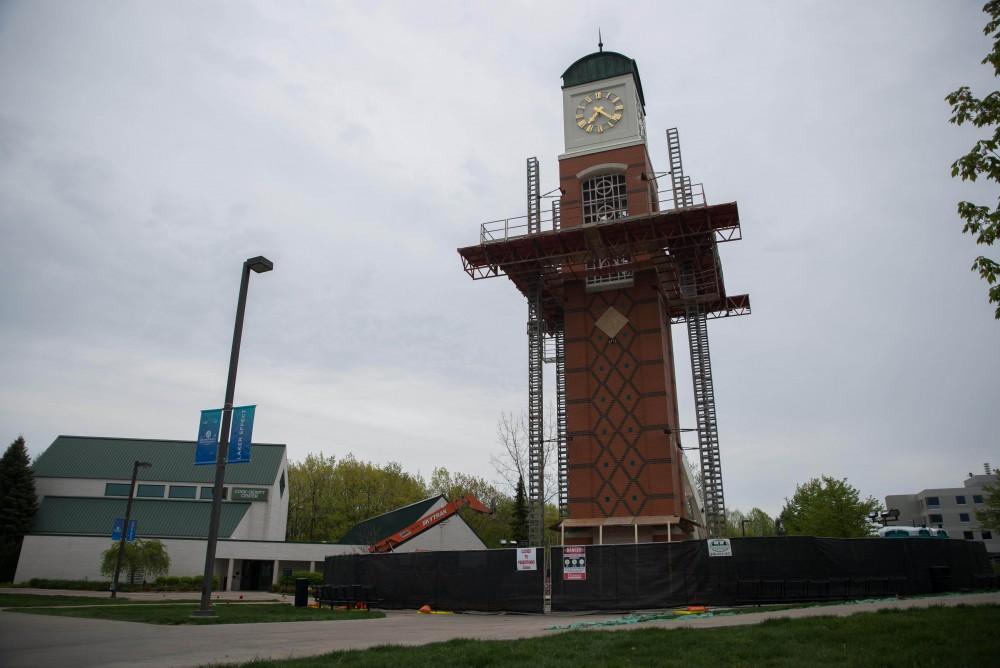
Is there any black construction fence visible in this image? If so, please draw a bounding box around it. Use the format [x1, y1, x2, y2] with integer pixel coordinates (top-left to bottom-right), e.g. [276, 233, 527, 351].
[324, 547, 545, 613]
[324, 538, 994, 613]
[551, 537, 994, 611]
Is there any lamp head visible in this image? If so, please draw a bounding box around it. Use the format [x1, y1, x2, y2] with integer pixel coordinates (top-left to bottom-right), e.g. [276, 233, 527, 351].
[246, 256, 274, 273]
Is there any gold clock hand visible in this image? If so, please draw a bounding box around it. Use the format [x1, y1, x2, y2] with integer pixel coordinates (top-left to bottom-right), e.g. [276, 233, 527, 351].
[587, 108, 601, 124]
[596, 108, 617, 120]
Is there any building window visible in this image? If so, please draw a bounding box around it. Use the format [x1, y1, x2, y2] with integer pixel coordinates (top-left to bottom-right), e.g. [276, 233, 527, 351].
[928, 514, 943, 524]
[973, 495, 984, 504]
[136, 484, 165, 498]
[582, 173, 628, 225]
[959, 513, 970, 523]
[279, 471, 286, 498]
[983, 530, 993, 540]
[925, 496, 940, 508]
[105, 483, 131, 497]
[956, 495, 966, 505]
[201, 486, 228, 500]
[963, 531, 974, 540]
[168, 485, 197, 499]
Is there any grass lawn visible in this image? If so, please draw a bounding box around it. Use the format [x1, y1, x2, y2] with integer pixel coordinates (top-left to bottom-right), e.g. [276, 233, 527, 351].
[216, 604, 1000, 667]
[8, 602, 383, 625]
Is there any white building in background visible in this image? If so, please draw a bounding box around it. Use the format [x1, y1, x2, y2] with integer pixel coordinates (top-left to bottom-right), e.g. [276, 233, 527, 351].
[885, 468, 999, 563]
[15, 436, 485, 589]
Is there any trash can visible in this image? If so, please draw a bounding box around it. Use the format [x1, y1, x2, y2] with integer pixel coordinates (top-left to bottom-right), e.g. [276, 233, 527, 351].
[294, 578, 310, 608]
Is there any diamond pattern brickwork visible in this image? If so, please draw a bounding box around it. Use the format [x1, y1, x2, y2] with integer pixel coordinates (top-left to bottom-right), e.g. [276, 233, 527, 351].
[564, 270, 681, 520]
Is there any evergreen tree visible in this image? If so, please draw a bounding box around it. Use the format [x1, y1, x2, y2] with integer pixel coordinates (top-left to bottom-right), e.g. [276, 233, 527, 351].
[0, 436, 39, 581]
[512, 475, 528, 545]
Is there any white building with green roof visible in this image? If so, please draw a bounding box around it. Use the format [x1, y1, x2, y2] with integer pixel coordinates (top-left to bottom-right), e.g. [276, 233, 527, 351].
[15, 436, 358, 590]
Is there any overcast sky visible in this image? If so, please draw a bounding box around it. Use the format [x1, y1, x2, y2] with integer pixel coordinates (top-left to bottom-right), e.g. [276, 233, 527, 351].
[1, 1, 997, 517]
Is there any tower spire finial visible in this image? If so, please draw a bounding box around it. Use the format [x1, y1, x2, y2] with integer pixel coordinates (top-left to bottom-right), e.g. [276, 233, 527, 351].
[598, 28, 603, 52]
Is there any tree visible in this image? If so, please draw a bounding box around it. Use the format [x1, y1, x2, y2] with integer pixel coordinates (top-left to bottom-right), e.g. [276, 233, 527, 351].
[512, 475, 528, 545]
[0, 436, 39, 582]
[285, 453, 428, 543]
[946, 1, 1000, 318]
[100, 538, 170, 583]
[428, 467, 512, 548]
[286, 453, 338, 542]
[723, 507, 777, 537]
[779, 476, 880, 538]
[490, 409, 557, 503]
[977, 470, 1000, 531]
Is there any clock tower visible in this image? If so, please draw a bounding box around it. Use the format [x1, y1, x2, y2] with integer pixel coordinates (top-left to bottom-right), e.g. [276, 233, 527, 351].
[459, 48, 749, 545]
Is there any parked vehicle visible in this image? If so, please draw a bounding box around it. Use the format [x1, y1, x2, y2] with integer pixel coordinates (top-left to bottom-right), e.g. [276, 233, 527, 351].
[877, 526, 949, 539]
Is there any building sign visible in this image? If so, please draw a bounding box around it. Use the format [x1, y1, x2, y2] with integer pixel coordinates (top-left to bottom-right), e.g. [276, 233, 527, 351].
[227, 405, 256, 464]
[563, 546, 587, 580]
[707, 538, 733, 557]
[515, 547, 537, 571]
[231, 487, 268, 502]
[195, 409, 223, 465]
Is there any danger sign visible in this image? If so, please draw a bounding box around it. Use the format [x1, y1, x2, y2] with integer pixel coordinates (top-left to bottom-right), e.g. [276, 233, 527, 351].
[516, 547, 537, 571]
[563, 546, 587, 581]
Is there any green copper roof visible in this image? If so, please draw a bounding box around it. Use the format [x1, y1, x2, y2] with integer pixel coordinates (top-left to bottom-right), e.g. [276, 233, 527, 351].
[34, 436, 285, 485]
[562, 51, 646, 107]
[337, 495, 443, 545]
[31, 496, 251, 538]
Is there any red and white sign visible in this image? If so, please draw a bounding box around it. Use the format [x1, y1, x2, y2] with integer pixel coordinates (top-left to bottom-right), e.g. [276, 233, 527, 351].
[515, 547, 537, 571]
[563, 546, 587, 580]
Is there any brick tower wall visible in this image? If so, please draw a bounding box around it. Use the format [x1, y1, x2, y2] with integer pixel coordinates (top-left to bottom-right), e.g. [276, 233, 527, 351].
[559, 141, 688, 523]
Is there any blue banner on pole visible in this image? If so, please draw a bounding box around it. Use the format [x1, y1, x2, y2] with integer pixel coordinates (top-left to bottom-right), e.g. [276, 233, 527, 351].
[227, 405, 256, 464]
[126, 519, 137, 543]
[195, 409, 223, 465]
[112, 517, 124, 541]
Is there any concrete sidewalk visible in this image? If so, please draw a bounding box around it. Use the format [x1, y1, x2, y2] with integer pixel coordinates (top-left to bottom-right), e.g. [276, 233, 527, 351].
[0, 591, 997, 668]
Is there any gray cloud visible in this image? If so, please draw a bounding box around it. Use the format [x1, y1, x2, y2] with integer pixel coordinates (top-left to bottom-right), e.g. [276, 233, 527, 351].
[0, 1, 996, 511]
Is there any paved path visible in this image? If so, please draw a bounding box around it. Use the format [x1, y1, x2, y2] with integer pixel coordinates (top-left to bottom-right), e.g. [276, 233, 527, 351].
[1, 591, 997, 667]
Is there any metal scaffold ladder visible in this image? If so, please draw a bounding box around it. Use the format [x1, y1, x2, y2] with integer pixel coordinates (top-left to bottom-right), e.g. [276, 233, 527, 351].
[554, 329, 568, 517]
[670, 127, 726, 536]
[526, 290, 545, 546]
[525, 156, 545, 546]
[527, 157, 541, 235]
[681, 266, 726, 537]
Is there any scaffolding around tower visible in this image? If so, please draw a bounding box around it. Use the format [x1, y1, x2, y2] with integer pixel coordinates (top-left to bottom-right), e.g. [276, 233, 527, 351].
[460, 132, 749, 545]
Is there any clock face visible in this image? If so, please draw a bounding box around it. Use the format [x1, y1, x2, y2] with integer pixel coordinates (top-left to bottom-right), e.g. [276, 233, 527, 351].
[574, 89, 625, 134]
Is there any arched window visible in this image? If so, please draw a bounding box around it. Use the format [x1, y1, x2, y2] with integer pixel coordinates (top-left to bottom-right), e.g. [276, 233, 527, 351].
[582, 173, 628, 225]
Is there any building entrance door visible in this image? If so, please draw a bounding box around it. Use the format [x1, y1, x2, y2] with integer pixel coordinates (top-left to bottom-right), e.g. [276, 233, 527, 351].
[239, 560, 273, 591]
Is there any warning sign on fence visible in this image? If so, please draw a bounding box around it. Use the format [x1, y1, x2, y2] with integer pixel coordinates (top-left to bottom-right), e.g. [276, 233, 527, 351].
[707, 538, 733, 557]
[516, 547, 537, 571]
[563, 546, 587, 580]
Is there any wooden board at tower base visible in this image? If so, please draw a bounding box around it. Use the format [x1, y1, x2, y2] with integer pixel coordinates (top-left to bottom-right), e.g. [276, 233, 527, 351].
[563, 546, 587, 580]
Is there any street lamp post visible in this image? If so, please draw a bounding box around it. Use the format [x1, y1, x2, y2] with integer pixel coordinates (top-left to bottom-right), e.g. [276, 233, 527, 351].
[196, 256, 273, 616]
[110, 460, 151, 598]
